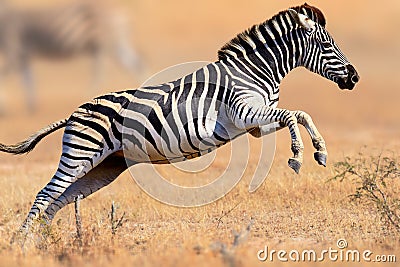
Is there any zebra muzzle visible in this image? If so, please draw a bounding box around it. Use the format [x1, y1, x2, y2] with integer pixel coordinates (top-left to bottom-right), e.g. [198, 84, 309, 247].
[338, 64, 359, 90]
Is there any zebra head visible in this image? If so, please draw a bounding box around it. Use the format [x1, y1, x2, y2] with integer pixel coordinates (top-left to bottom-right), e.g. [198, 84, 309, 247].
[289, 4, 359, 90]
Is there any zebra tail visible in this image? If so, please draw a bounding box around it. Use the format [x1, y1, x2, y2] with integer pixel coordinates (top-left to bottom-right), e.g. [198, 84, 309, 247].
[0, 119, 68, 155]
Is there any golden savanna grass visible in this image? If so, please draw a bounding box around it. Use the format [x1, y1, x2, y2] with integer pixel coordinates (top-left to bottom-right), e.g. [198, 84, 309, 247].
[0, 0, 400, 266]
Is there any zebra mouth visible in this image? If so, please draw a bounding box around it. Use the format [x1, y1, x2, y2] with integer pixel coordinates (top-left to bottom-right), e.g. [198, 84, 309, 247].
[338, 64, 359, 90]
[338, 79, 355, 90]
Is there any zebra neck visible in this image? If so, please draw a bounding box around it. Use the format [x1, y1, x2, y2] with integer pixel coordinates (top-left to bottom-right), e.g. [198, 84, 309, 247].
[218, 12, 305, 87]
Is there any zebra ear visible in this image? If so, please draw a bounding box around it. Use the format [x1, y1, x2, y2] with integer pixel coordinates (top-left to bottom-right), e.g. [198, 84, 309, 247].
[288, 9, 316, 31]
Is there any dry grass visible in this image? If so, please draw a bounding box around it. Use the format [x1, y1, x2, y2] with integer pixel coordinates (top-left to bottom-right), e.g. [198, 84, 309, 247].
[0, 0, 400, 266]
[0, 142, 399, 266]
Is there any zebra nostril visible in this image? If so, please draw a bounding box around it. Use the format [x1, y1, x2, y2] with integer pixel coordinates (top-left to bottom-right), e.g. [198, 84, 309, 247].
[346, 64, 359, 84]
[351, 74, 359, 83]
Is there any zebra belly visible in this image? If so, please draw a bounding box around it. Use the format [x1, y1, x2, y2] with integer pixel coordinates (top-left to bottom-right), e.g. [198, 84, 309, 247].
[121, 133, 228, 164]
[120, 118, 229, 164]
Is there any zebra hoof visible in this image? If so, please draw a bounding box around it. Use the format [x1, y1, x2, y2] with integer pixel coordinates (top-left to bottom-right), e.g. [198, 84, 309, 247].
[288, 158, 302, 174]
[314, 151, 327, 167]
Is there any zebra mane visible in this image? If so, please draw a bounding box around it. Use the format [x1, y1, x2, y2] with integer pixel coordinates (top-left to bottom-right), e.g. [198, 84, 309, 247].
[217, 3, 326, 60]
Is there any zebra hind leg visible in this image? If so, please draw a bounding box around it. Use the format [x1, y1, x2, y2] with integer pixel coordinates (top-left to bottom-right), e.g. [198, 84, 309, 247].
[10, 160, 110, 247]
[44, 154, 129, 224]
[10, 172, 76, 246]
[11, 153, 110, 246]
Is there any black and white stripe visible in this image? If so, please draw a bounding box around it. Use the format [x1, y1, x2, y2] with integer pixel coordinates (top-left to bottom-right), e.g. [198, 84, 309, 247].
[0, 4, 358, 232]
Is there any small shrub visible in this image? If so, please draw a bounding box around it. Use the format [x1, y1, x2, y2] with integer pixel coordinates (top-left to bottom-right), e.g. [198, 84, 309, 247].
[331, 151, 400, 232]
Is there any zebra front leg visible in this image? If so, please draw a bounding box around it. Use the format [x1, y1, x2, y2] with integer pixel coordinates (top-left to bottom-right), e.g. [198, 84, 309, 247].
[292, 110, 327, 166]
[248, 121, 303, 172]
[248, 111, 328, 167]
[44, 155, 129, 223]
[234, 106, 304, 173]
[248, 122, 285, 138]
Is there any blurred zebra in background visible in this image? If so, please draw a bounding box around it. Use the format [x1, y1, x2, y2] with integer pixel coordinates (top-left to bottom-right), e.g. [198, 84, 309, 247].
[0, 0, 143, 111]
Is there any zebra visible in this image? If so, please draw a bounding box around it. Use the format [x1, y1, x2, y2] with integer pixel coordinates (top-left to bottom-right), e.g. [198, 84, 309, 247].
[0, 0, 142, 111]
[0, 3, 359, 235]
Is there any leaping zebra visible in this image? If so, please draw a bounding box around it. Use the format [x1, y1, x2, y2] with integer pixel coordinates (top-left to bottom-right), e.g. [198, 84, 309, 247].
[0, 4, 359, 234]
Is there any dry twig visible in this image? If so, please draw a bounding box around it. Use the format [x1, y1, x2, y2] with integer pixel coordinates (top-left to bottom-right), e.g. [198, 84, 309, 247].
[74, 195, 83, 241]
[110, 201, 126, 235]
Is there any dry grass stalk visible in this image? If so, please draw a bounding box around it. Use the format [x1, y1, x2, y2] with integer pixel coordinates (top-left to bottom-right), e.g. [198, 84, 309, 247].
[110, 201, 126, 235]
[74, 195, 83, 242]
